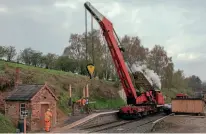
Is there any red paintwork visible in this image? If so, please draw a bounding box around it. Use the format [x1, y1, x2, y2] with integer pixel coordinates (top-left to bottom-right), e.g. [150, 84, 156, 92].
[84, 2, 165, 116]
[176, 93, 188, 97]
[176, 93, 188, 99]
[156, 92, 165, 105]
[99, 17, 137, 99]
[98, 17, 166, 106]
[120, 105, 155, 114]
[136, 93, 148, 104]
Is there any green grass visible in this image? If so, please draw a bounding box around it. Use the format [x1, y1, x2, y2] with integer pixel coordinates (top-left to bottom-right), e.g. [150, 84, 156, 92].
[0, 60, 83, 77]
[57, 90, 126, 113]
[0, 113, 16, 133]
[89, 97, 126, 110]
[57, 91, 77, 114]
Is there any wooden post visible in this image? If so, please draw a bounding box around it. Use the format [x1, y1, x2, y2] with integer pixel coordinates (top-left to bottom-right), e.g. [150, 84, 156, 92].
[86, 84, 89, 98]
[85, 84, 89, 114]
[83, 87, 86, 98]
[69, 84, 72, 98]
[24, 117, 26, 133]
[68, 84, 72, 107]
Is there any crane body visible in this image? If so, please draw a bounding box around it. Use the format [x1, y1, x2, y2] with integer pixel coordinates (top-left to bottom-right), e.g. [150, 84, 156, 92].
[84, 2, 165, 119]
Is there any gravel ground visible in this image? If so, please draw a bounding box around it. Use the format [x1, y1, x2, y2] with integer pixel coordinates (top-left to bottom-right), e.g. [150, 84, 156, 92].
[51, 111, 166, 133]
[51, 110, 118, 133]
[95, 114, 165, 133]
[152, 115, 206, 133]
[52, 113, 165, 133]
[63, 114, 89, 126]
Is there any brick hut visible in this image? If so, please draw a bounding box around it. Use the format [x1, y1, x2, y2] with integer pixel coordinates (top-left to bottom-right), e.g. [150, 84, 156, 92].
[4, 83, 58, 131]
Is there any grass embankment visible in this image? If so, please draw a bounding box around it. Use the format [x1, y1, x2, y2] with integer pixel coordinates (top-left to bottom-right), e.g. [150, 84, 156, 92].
[0, 113, 16, 133]
[0, 60, 194, 112]
[0, 60, 126, 114]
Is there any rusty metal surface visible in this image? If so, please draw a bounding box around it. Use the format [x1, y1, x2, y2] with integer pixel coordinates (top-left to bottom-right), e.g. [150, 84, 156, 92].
[132, 71, 153, 91]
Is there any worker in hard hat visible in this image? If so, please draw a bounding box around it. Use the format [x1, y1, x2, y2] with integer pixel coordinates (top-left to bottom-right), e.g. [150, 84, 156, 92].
[44, 108, 52, 132]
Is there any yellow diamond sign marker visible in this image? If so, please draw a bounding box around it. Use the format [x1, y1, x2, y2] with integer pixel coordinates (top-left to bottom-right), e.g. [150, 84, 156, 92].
[87, 64, 95, 79]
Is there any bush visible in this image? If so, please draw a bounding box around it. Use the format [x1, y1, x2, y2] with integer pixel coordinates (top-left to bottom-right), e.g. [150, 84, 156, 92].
[0, 113, 16, 133]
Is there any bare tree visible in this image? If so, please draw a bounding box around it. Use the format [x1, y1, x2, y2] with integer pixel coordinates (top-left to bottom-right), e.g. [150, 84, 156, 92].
[20, 48, 34, 65]
[30, 50, 43, 67]
[147, 45, 171, 76]
[4, 46, 16, 61]
[120, 35, 148, 64]
[43, 53, 58, 69]
[0, 46, 6, 59]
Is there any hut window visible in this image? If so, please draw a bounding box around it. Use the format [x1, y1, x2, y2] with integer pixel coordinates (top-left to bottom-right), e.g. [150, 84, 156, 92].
[20, 103, 26, 116]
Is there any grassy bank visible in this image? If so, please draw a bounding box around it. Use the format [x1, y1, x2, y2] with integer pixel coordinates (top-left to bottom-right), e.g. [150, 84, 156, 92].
[57, 90, 126, 113]
[0, 60, 194, 114]
[0, 113, 16, 133]
[90, 97, 126, 109]
[0, 60, 124, 115]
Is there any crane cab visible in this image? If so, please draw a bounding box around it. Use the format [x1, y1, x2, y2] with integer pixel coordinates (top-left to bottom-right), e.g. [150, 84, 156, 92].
[155, 90, 165, 105]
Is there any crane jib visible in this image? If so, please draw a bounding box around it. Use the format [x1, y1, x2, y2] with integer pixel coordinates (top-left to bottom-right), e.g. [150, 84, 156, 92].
[84, 2, 104, 22]
[83, 1, 165, 120]
[84, 2, 138, 102]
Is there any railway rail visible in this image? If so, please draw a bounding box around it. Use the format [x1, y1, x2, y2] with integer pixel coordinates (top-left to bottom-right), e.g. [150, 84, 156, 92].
[78, 113, 166, 133]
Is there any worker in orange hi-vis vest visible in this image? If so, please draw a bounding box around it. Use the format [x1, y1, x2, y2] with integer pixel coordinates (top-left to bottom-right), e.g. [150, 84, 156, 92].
[81, 98, 86, 106]
[75, 98, 86, 113]
[44, 109, 52, 132]
[76, 98, 86, 106]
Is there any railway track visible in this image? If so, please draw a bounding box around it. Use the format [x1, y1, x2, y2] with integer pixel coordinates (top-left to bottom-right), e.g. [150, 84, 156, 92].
[80, 113, 166, 133]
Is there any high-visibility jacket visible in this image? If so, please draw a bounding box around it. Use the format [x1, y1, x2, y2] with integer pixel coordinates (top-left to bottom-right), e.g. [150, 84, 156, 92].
[76, 99, 86, 106]
[45, 111, 52, 122]
[81, 99, 86, 106]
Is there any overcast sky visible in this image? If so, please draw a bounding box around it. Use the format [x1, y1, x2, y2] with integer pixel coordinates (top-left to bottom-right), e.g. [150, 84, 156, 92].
[0, 0, 206, 80]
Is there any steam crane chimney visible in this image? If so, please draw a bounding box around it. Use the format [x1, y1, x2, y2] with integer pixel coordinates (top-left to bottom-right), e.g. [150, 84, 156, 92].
[15, 67, 20, 88]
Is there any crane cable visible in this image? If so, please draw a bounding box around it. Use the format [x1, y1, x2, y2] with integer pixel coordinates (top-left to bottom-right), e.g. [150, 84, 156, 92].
[85, 8, 95, 79]
[85, 8, 88, 65]
[85, 9, 95, 65]
[91, 14, 94, 65]
[85, 10, 95, 105]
